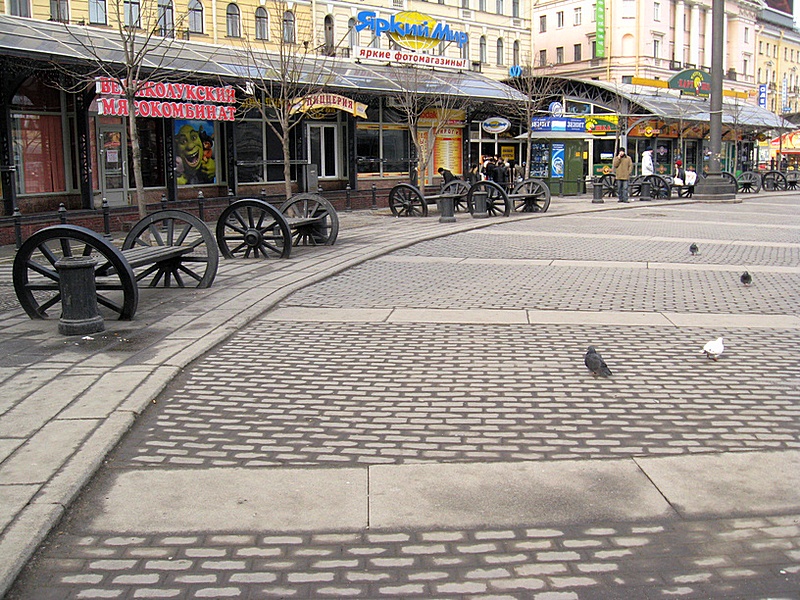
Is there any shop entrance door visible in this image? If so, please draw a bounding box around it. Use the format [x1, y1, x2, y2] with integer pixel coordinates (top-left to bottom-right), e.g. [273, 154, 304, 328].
[99, 125, 128, 206]
[308, 124, 338, 179]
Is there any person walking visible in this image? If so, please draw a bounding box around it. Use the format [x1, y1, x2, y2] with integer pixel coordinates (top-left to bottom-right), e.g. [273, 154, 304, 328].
[641, 147, 655, 176]
[437, 167, 456, 184]
[612, 148, 633, 202]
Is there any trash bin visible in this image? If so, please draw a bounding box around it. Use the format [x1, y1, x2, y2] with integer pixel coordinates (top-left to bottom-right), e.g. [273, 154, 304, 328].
[301, 164, 319, 193]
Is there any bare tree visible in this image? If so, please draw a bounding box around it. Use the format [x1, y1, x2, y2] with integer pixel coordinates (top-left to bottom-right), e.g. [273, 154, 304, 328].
[56, 0, 195, 218]
[238, 3, 340, 199]
[507, 64, 558, 179]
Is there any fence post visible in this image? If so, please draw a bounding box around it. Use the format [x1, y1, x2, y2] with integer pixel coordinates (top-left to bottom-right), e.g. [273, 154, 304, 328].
[197, 190, 205, 221]
[58, 203, 67, 224]
[13, 207, 22, 249]
[102, 198, 111, 238]
[371, 183, 377, 210]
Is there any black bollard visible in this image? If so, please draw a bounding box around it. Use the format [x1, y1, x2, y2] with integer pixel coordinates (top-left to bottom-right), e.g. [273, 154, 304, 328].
[58, 203, 67, 224]
[197, 190, 205, 221]
[13, 207, 22, 249]
[102, 198, 111, 239]
[160, 193, 167, 211]
[438, 196, 456, 223]
[371, 183, 377, 210]
[228, 188, 235, 205]
[260, 188, 267, 200]
[345, 184, 352, 212]
[56, 256, 105, 336]
[472, 190, 489, 219]
[592, 182, 604, 203]
[640, 180, 652, 201]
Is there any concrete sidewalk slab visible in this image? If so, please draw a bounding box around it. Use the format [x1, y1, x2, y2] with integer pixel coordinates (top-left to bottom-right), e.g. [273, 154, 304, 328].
[636, 450, 800, 518]
[389, 308, 529, 324]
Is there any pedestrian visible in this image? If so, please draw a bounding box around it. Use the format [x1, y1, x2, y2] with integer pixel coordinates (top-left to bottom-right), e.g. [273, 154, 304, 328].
[673, 159, 685, 186]
[467, 163, 480, 184]
[612, 148, 633, 203]
[496, 160, 509, 189]
[684, 164, 697, 195]
[437, 167, 456, 184]
[485, 158, 497, 182]
[641, 147, 654, 176]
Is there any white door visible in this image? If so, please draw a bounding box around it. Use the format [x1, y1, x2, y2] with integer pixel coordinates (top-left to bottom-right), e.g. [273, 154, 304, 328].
[308, 124, 338, 179]
[99, 125, 128, 206]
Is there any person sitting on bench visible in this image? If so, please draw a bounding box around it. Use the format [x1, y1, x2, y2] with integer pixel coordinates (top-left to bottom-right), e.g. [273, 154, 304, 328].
[438, 167, 456, 184]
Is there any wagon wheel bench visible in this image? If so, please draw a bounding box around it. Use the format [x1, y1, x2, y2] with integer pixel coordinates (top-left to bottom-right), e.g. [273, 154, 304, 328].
[13, 209, 219, 321]
[215, 193, 339, 259]
[387, 181, 471, 217]
[508, 178, 551, 213]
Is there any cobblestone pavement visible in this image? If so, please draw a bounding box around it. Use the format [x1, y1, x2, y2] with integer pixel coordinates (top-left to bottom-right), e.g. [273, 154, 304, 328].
[6, 197, 800, 599]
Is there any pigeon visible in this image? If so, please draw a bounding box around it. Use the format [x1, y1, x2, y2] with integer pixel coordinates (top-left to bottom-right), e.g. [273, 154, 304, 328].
[689, 243, 699, 255]
[584, 346, 613, 377]
[701, 337, 725, 361]
[740, 271, 752, 286]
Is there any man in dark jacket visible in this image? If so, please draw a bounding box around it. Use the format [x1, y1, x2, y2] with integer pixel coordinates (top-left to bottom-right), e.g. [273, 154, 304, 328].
[612, 148, 633, 202]
[437, 167, 456, 184]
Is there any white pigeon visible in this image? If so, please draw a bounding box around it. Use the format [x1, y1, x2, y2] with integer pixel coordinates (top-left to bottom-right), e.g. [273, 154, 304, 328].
[701, 337, 725, 361]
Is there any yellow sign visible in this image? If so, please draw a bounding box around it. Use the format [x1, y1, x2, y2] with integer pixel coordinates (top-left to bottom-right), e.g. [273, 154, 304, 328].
[290, 93, 367, 118]
[500, 146, 515, 160]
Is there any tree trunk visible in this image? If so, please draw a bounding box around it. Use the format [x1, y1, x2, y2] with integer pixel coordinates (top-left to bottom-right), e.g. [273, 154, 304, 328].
[127, 91, 147, 219]
[282, 126, 292, 200]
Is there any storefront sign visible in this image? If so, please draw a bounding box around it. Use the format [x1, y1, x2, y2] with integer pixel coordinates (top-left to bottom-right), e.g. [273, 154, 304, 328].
[95, 77, 236, 121]
[290, 93, 368, 118]
[481, 117, 511, 134]
[758, 84, 767, 108]
[355, 10, 468, 50]
[668, 70, 711, 97]
[531, 117, 584, 132]
[584, 115, 617, 134]
[595, 0, 606, 58]
[354, 47, 468, 69]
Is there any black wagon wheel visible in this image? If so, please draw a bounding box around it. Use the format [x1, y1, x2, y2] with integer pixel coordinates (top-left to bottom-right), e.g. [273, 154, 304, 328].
[761, 170, 787, 191]
[216, 199, 291, 259]
[13, 224, 138, 320]
[736, 171, 762, 193]
[511, 178, 551, 213]
[389, 183, 427, 217]
[720, 171, 737, 186]
[467, 180, 511, 216]
[785, 171, 800, 190]
[629, 175, 644, 197]
[123, 209, 219, 288]
[599, 173, 617, 197]
[441, 179, 471, 212]
[280, 193, 340, 246]
[645, 174, 671, 199]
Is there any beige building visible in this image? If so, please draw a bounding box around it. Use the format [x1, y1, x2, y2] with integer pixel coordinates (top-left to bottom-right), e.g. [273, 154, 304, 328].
[756, 9, 800, 115]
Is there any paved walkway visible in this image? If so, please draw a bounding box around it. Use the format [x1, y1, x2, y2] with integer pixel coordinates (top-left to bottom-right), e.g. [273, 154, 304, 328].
[1, 193, 799, 599]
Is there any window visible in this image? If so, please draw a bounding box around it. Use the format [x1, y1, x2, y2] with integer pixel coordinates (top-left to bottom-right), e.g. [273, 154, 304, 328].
[124, 0, 140, 26]
[461, 38, 469, 60]
[539, 15, 546, 33]
[653, 2, 660, 21]
[348, 17, 357, 48]
[323, 14, 334, 55]
[255, 7, 268, 40]
[188, 0, 203, 34]
[758, 41, 763, 54]
[462, 0, 469, 8]
[557, 11, 564, 27]
[496, 0, 503, 15]
[574, 43, 581, 61]
[591, 3, 596, 22]
[496, 38, 504, 65]
[479, 0, 486, 11]
[157, 0, 174, 37]
[591, 40, 597, 57]
[556, 46, 564, 63]
[513, 40, 520, 65]
[743, 58, 748, 76]
[226, 3, 240, 37]
[283, 11, 295, 43]
[479, 36, 487, 63]
[10, 0, 30, 17]
[89, 0, 106, 24]
[622, 0, 635, 18]
[574, 7, 581, 25]
[512, 0, 519, 18]
[785, 48, 789, 61]
[653, 38, 661, 59]
[744, 27, 749, 43]
[50, 0, 68, 22]
[539, 49, 547, 66]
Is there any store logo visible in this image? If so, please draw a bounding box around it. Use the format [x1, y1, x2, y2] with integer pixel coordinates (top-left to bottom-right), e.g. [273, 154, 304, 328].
[482, 117, 511, 134]
[355, 10, 468, 51]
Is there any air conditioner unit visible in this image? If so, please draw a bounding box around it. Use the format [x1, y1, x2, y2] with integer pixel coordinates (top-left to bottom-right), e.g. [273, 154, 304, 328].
[461, 9, 473, 19]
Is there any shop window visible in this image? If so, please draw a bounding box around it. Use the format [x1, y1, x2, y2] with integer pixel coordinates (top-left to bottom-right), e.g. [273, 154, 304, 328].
[137, 119, 166, 188]
[89, 0, 106, 24]
[124, 0, 140, 27]
[255, 7, 268, 40]
[479, 36, 487, 63]
[50, 0, 68, 23]
[283, 11, 296, 44]
[235, 120, 264, 183]
[10, 0, 31, 17]
[157, 0, 174, 37]
[188, 0, 203, 34]
[226, 3, 240, 38]
[496, 38, 504, 66]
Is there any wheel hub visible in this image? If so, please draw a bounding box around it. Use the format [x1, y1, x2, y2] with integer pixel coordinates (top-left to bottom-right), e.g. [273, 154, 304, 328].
[244, 228, 263, 247]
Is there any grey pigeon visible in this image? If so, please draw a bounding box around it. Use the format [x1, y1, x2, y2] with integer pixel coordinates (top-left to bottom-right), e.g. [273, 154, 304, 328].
[689, 243, 699, 255]
[584, 346, 612, 377]
[740, 271, 752, 286]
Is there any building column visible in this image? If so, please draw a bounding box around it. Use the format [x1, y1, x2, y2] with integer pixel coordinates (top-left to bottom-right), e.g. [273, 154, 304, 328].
[703, 8, 712, 68]
[689, 3, 701, 67]
[674, 0, 685, 66]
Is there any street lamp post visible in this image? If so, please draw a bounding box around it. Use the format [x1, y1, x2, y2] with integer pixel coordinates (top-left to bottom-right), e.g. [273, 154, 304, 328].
[693, 0, 739, 202]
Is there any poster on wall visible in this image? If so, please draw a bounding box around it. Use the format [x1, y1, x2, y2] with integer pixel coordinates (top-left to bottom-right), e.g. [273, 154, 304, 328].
[551, 143, 565, 178]
[174, 120, 216, 185]
[434, 127, 464, 176]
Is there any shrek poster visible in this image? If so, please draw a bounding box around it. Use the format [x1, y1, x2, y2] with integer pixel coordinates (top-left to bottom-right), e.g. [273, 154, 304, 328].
[174, 120, 216, 184]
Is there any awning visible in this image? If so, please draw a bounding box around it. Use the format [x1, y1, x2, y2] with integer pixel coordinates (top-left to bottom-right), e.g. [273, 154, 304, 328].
[0, 15, 527, 103]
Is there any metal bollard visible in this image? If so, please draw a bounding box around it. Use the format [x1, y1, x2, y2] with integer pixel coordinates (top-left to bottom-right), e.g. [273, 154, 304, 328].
[472, 190, 489, 219]
[56, 256, 105, 336]
[260, 188, 267, 200]
[160, 193, 167, 211]
[640, 180, 652, 201]
[228, 188, 235, 205]
[592, 182, 604, 203]
[102, 198, 111, 238]
[197, 190, 205, 221]
[556, 179, 564, 197]
[438, 196, 456, 223]
[371, 183, 377, 210]
[13, 207, 22, 249]
[345, 184, 352, 212]
[58, 203, 67, 224]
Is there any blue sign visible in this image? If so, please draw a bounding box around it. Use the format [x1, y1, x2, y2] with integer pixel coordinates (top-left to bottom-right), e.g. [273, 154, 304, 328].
[531, 117, 585, 132]
[758, 84, 767, 108]
[551, 143, 565, 178]
[509, 65, 523, 78]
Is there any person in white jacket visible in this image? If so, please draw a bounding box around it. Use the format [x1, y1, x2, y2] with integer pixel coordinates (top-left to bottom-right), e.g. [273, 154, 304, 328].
[641, 148, 654, 176]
